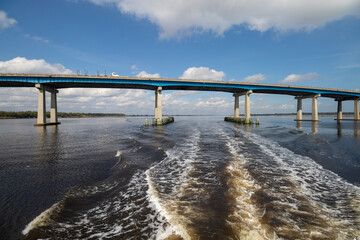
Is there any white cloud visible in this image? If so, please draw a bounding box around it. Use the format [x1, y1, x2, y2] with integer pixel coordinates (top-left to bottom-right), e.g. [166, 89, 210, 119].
[58, 89, 152, 113]
[336, 63, 360, 69]
[136, 70, 160, 78]
[195, 97, 231, 108]
[280, 104, 295, 110]
[279, 72, 320, 83]
[253, 104, 275, 110]
[172, 91, 198, 96]
[23, 34, 49, 43]
[110, 90, 151, 107]
[95, 101, 107, 106]
[0, 10, 17, 30]
[242, 73, 266, 82]
[162, 93, 190, 106]
[61, 88, 119, 97]
[131, 65, 138, 70]
[0, 88, 39, 111]
[87, 0, 360, 38]
[180, 67, 225, 81]
[76, 96, 94, 102]
[0, 57, 73, 74]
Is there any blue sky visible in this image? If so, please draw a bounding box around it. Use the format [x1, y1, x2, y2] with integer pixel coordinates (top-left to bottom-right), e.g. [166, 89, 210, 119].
[1, 0, 360, 115]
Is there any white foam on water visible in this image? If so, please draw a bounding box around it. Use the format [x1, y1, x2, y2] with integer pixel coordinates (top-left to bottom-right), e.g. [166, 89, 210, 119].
[218, 129, 279, 240]
[22, 202, 63, 235]
[237, 128, 360, 239]
[75, 170, 168, 240]
[23, 127, 223, 239]
[115, 150, 122, 157]
[146, 172, 190, 240]
[24, 168, 168, 239]
[145, 130, 202, 240]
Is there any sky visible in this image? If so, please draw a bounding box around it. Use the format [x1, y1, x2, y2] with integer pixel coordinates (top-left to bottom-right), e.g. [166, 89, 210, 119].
[0, 0, 360, 115]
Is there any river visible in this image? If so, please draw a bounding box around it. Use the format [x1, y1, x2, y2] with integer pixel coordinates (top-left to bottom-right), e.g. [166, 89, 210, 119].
[0, 116, 359, 239]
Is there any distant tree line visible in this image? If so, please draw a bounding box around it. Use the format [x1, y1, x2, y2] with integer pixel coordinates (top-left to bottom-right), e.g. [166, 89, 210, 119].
[0, 111, 125, 119]
[251, 112, 353, 116]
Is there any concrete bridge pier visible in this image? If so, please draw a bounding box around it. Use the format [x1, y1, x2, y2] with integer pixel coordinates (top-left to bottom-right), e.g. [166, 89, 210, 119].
[295, 94, 321, 121]
[233, 90, 252, 119]
[233, 93, 240, 118]
[355, 99, 360, 121]
[34, 84, 60, 126]
[312, 94, 321, 121]
[36, 85, 46, 125]
[155, 87, 162, 119]
[296, 98, 303, 121]
[51, 91, 58, 123]
[336, 100, 343, 121]
[245, 91, 252, 119]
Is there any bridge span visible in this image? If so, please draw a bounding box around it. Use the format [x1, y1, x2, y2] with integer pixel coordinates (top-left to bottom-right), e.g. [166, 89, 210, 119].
[0, 73, 359, 125]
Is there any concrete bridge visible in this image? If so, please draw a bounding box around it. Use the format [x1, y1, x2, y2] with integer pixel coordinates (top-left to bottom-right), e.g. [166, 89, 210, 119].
[0, 73, 359, 126]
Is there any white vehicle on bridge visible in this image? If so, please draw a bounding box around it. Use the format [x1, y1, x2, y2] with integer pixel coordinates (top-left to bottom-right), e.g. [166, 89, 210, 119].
[111, 72, 119, 77]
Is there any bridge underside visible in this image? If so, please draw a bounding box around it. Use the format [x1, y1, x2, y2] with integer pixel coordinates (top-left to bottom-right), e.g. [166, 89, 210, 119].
[0, 74, 359, 125]
[1, 81, 358, 100]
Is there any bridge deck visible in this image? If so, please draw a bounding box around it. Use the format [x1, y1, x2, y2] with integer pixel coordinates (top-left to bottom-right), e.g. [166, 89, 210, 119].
[0, 73, 359, 100]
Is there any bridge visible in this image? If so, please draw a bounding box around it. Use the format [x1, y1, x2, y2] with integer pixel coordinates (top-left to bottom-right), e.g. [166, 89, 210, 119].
[0, 73, 359, 126]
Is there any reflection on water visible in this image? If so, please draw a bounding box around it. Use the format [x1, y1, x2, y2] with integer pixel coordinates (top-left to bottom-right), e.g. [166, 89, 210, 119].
[50, 125, 58, 134]
[311, 121, 318, 134]
[334, 120, 359, 137]
[295, 121, 318, 134]
[295, 120, 360, 137]
[354, 121, 359, 137]
[36, 125, 46, 138]
[36, 126, 47, 162]
[337, 121, 342, 137]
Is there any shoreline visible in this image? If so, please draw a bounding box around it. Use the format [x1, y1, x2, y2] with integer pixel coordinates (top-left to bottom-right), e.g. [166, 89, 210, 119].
[0, 114, 356, 119]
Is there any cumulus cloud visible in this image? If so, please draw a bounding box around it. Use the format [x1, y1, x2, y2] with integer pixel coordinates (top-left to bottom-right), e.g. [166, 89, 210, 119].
[0, 88, 41, 111]
[0, 10, 17, 30]
[136, 70, 160, 78]
[87, 0, 360, 38]
[242, 73, 266, 82]
[279, 72, 320, 84]
[180, 67, 225, 81]
[195, 97, 232, 108]
[172, 91, 198, 96]
[0, 57, 73, 74]
[59, 89, 152, 113]
[61, 88, 120, 97]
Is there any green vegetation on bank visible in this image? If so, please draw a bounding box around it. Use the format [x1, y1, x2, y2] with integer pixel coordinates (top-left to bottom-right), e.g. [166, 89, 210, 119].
[0, 111, 125, 119]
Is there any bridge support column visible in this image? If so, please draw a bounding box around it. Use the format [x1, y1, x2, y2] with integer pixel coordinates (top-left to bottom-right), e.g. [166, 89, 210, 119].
[34, 84, 60, 126]
[50, 91, 59, 123]
[312, 95, 320, 121]
[155, 87, 162, 119]
[294, 94, 321, 121]
[232, 90, 252, 120]
[355, 99, 360, 121]
[36, 85, 46, 125]
[233, 93, 239, 118]
[296, 98, 302, 121]
[245, 91, 251, 119]
[336, 100, 343, 121]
